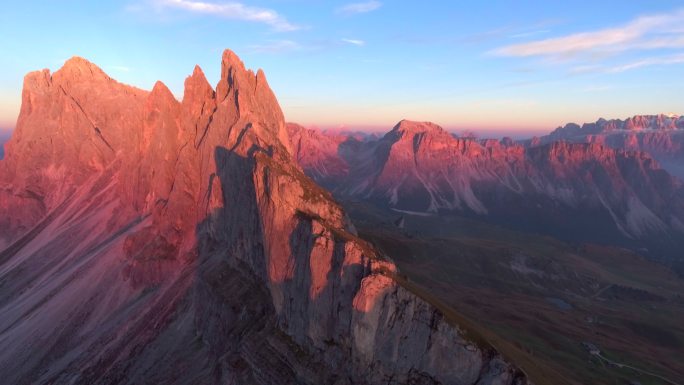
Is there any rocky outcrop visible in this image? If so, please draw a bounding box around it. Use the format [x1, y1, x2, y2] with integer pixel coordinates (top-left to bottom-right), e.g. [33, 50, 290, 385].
[290, 120, 684, 261]
[0, 52, 525, 384]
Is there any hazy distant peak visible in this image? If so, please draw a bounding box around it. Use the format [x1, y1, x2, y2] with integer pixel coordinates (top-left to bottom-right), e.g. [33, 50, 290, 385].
[391, 120, 445, 134]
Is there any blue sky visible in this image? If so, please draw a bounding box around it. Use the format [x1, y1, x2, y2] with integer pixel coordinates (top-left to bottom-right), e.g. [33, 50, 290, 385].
[1, 1, 684, 136]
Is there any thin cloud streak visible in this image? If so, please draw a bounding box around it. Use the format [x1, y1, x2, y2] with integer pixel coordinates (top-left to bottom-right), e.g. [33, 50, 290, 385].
[336, 1, 381, 16]
[246, 40, 301, 54]
[341, 38, 365, 46]
[568, 53, 684, 74]
[157, 0, 301, 31]
[246, 38, 370, 54]
[492, 8, 684, 58]
[508, 30, 550, 39]
[606, 54, 684, 73]
[460, 18, 564, 44]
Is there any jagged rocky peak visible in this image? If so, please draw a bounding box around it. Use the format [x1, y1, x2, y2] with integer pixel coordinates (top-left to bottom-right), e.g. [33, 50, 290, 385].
[56, 56, 113, 82]
[0, 56, 151, 242]
[381, 120, 461, 158]
[19, 56, 113, 98]
[184, 64, 213, 99]
[215, 49, 291, 153]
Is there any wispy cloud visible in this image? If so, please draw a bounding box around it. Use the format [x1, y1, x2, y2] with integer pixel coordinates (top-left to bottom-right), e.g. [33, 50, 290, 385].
[460, 19, 563, 44]
[606, 53, 684, 73]
[568, 53, 684, 74]
[246, 40, 301, 54]
[508, 30, 550, 39]
[492, 8, 684, 59]
[341, 38, 365, 46]
[336, 1, 381, 16]
[156, 0, 301, 31]
[245, 38, 371, 54]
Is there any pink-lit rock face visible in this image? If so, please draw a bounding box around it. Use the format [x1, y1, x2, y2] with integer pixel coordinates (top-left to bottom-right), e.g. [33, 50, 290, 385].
[351, 273, 517, 385]
[0, 51, 524, 384]
[291, 120, 684, 258]
[287, 123, 353, 187]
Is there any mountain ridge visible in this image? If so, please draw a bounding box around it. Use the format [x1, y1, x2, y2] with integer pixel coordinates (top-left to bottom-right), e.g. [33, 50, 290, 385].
[288, 120, 684, 263]
[0, 52, 526, 385]
[534, 114, 684, 179]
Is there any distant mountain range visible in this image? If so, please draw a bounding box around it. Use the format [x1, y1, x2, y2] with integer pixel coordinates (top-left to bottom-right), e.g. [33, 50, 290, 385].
[289, 117, 684, 384]
[533, 114, 684, 178]
[289, 120, 684, 263]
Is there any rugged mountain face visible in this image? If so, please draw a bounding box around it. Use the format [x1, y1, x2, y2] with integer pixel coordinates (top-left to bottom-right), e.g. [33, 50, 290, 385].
[289, 120, 684, 260]
[286, 123, 351, 188]
[286, 123, 379, 190]
[538, 114, 684, 178]
[0, 51, 525, 384]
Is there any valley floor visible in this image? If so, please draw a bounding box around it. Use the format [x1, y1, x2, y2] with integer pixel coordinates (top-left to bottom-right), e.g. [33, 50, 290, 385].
[346, 201, 684, 385]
